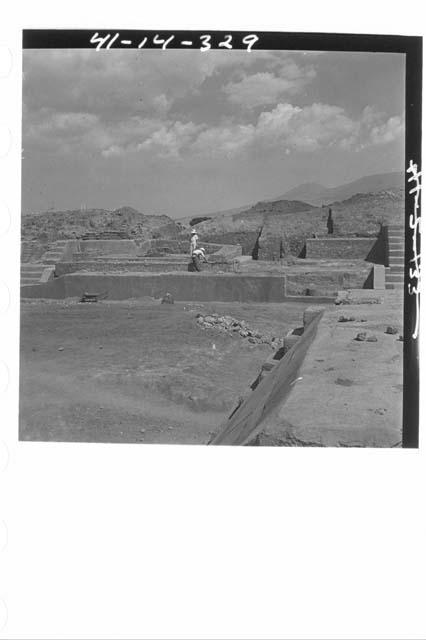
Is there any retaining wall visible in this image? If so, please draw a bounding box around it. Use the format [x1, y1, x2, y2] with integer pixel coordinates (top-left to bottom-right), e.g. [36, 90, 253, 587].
[21, 272, 287, 303]
[55, 259, 233, 276]
[202, 231, 259, 255]
[145, 238, 222, 255]
[305, 237, 382, 260]
[210, 308, 325, 445]
[286, 266, 372, 295]
[76, 240, 139, 256]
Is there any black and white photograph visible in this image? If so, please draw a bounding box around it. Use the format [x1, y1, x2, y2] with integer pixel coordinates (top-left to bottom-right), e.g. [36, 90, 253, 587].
[19, 31, 420, 447]
[0, 12, 424, 640]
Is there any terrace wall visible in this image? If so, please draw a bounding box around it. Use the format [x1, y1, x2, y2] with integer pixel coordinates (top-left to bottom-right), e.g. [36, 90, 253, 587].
[285, 266, 372, 295]
[305, 237, 384, 260]
[55, 258, 234, 277]
[21, 272, 287, 303]
[76, 240, 139, 256]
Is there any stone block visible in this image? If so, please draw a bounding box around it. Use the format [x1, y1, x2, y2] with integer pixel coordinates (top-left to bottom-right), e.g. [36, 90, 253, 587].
[283, 334, 300, 354]
[303, 306, 325, 327]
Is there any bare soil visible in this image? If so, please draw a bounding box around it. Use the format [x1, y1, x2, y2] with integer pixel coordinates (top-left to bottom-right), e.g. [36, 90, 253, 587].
[20, 298, 316, 444]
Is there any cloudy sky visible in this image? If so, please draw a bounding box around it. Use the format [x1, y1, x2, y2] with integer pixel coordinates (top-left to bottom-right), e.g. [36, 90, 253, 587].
[22, 48, 405, 217]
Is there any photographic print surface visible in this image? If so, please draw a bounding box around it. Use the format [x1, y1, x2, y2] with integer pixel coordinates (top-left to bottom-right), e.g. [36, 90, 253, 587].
[19, 31, 421, 446]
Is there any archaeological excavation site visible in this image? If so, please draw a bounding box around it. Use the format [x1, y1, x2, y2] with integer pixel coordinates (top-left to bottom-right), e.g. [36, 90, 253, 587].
[19, 186, 405, 447]
[19, 43, 415, 448]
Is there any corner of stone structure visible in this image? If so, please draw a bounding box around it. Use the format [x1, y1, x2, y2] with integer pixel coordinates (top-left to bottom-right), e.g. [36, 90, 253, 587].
[40, 266, 55, 283]
[303, 306, 326, 328]
[372, 264, 386, 290]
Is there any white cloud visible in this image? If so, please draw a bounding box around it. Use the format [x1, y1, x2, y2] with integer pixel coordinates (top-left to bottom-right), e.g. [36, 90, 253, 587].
[223, 60, 316, 109]
[27, 111, 99, 137]
[357, 106, 404, 147]
[136, 121, 203, 159]
[187, 102, 404, 159]
[22, 50, 404, 164]
[191, 123, 255, 158]
[370, 115, 404, 145]
[256, 102, 356, 151]
[22, 49, 281, 123]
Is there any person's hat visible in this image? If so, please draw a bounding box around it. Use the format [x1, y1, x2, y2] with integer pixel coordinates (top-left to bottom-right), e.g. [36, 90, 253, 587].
[191, 229, 197, 234]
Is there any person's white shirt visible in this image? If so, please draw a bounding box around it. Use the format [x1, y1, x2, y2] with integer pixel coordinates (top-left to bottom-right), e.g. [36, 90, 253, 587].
[190, 233, 198, 255]
[192, 247, 207, 261]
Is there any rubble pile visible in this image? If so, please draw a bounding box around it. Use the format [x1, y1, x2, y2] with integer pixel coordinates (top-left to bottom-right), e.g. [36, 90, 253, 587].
[195, 312, 282, 348]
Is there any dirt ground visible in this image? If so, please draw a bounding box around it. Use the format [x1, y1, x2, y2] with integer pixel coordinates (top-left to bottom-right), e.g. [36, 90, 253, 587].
[215, 291, 405, 447]
[19, 298, 317, 444]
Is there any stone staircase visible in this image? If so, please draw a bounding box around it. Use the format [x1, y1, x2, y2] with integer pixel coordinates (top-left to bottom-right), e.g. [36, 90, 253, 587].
[385, 224, 405, 290]
[20, 241, 48, 264]
[40, 240, 69, 264]
[21, 263, 49, 286]
[21, 240, 68, 286]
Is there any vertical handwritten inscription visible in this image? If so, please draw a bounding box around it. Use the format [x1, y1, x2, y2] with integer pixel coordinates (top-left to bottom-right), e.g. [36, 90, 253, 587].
[407, 160, 422, 339]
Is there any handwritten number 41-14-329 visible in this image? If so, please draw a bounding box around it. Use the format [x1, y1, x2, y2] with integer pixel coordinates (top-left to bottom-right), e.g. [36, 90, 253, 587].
[90, 32, 259, 51]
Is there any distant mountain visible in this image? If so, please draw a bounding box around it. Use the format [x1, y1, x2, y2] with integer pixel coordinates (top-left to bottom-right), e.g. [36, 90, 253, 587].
[232, 199, 315, 221]
[271, 172, 404, 207]
[188, 172, 404, 223]
[177, 203, 252, 225]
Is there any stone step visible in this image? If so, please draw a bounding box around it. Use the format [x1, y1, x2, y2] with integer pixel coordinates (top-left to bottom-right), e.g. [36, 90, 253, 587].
[385, 283, 404, 290]
[388, 249, 404, 257]
[21, 266, 45, 272]
[21, 278, 40, 285]
[386, 265, 404, 272]
[20, 271, 45, 278]
[387, 225, 405, 232]
[386, 275, 404, 284]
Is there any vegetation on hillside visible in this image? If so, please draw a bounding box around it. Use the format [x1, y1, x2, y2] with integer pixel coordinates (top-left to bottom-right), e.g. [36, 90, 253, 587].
[21, 206, 183, 242]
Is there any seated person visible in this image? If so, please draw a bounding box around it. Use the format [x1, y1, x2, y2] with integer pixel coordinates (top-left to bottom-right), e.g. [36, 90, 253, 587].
[191, 247, 208, 271]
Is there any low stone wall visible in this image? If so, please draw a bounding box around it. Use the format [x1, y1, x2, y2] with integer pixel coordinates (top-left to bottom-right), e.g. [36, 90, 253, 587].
[70, 238, 240, 260]
[305, 237, 380, 260]
[21, 277, 66, 299]
[207, 243, 242, 261]
[201, 231, 259, 255]
[210, 307, 325, 445]
[144, 238, 225, 255]
[76, 240, 139, 257]
[55, 258, 233, 276]
[286, 266, 372, 296]
[21, 272, 287, 303]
